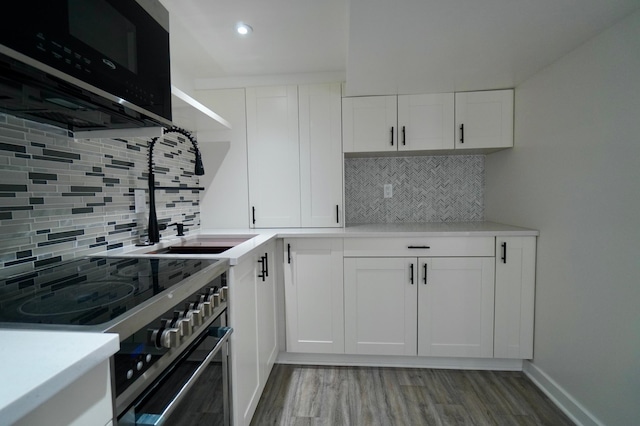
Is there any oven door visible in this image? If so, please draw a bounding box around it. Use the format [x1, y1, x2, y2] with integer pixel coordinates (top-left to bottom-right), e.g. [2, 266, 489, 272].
[118, 322, 233, 426]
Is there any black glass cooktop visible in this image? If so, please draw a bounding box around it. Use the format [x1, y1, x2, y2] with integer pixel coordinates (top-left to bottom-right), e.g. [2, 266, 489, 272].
[0, 257, 221, 327]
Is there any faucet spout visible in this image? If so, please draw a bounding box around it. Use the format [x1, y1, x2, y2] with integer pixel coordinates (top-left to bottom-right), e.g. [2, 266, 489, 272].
[147, 127, 204, 244]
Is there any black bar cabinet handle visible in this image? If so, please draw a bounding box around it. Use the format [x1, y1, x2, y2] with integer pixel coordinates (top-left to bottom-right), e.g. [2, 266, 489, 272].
[336, 204, 339, 224]
[390, 126, 394, 146]
[402, 126, 406, 145]
[252, 206, 256, 225]
[264, 252, 269, 277]
[423, 263, 427, 284]
[501, 242, 507, 264]
[410, 263, 414, 285]
[460, 123, 464, 143]
[407, 245, 430, 249]
[287, 243, 291, 264]
[257, 256, 265, 281]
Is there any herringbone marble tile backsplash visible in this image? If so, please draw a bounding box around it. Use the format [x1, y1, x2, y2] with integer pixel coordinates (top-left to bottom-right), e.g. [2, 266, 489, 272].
[344, 156, 484, 224]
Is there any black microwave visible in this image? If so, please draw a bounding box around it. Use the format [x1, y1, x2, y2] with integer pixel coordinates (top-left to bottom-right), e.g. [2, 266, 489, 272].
[0, 0, 172, 134]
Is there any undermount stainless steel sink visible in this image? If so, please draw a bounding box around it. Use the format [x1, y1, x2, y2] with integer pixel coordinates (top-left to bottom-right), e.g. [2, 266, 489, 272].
[142, 236, 255, 255]
[146, 246, 234, 255]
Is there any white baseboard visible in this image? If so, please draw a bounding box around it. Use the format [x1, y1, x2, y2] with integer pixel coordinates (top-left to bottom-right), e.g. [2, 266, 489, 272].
[276, 352, 524, 371]
[523, 361, 604, 426]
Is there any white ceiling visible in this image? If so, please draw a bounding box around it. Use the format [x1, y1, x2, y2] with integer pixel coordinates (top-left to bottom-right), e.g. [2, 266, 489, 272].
[160, 0, 639, 95]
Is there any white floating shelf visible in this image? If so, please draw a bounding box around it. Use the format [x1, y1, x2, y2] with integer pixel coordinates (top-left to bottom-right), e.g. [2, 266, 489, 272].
[171, 85, 232, 132]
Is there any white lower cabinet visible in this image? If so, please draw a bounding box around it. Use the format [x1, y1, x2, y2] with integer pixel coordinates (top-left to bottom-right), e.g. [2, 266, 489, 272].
[494, 236, 536, 359]
[284, 235, 535, 364]
[342, 236, 500, 358]
[344, 256, 495, 358]
[344, 257, 417, 355]
[257, 240, 278, 383]
[417, 257, 495, 358]
[15, 360, 113, 426]
[229, 242, 277, 426]
[284, 238, 344, 353]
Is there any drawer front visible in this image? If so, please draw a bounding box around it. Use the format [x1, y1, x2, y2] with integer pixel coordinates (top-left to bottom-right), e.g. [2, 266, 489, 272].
[343, 237, 495, 257]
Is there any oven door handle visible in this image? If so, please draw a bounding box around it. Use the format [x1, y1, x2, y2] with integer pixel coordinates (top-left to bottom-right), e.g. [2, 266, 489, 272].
[135, 326, 233, 426]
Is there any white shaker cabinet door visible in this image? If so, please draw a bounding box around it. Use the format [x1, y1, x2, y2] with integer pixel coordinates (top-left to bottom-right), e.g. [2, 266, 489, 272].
[342, 96, 397, 153]
[398, 93, 455, 151]
[284, 238, 344, 353]
[228, 254, 260, 426]
[344, 257, 417, 356]
[455, 89, 513, 149]
[256, 241, 278, 384]
[417, 257, 495, 358]
[299, 83, 343, 227]
[494, 237, 536, 359]
[246, 86, 301, 227]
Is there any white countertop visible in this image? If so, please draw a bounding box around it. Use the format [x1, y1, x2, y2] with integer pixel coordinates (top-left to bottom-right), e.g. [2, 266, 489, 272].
[0, 330, 119, 426]
[270, 221, 539, 237]
[96, 221, 538, 265]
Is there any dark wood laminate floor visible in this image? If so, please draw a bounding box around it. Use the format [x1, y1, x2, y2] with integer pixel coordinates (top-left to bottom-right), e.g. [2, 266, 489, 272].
[250, 365, 574, 426]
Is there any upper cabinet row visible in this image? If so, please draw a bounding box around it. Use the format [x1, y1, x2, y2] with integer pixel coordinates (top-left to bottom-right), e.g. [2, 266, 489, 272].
[342, 90, 513, 153]
[244, 86, 512, 228]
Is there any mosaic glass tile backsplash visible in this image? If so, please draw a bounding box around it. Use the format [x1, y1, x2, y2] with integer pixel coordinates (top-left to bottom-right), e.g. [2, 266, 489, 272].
[344, 155, 484, 224]
[0, 113, 201, 274]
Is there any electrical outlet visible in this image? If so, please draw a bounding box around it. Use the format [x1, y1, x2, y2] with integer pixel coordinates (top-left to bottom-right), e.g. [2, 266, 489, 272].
[384, 184, 393, 198]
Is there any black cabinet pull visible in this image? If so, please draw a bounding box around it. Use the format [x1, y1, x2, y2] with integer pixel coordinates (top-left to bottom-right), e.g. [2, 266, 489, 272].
[402, 126, 406, 145]
[336, 204, 339, 224]
[257, 256, 266, 281]
[252, 206, 256, 225]
[460, 124, 464, 144]
[501, 242, 507, 264]
[410, 263, 414, 285]
[287, 243, 291, 264]
[407, 245, 430, 249]
[390, 126, 394, 146]
[423, 263, 427, 284]
[264, 252, 269, 277]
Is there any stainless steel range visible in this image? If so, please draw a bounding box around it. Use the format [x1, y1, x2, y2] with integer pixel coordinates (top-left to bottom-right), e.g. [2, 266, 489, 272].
[0, 256, 231, 425]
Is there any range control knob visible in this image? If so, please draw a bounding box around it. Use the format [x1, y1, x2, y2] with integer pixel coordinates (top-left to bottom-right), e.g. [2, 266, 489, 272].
[126, 369, 134, 380]
[192, 294, 211, 318]
[187, 302, 204, 326]
[220, 286, 228, 301]
[136, 361, 144, 371]
[148, 320, 181, 349]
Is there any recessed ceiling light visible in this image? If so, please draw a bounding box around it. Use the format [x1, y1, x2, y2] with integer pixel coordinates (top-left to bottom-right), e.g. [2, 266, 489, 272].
[236, 22, 253, 36]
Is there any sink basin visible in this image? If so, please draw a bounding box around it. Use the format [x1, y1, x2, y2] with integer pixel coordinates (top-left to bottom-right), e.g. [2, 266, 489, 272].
[147, 246, 234, 255]
[142, 236, 255, 255]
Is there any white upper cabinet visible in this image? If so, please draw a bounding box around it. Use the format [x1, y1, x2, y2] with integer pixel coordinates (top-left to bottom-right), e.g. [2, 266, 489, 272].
[246, 86, 301, 227]
[455, 89, 514, 149]
[299, 83, 344, 227]
[344, 89, 513, 154]
[342, 93, 455, 153]
[398, 93, 455, 151]
[342, 95, 398, 153]
[246, 84, 343, 228]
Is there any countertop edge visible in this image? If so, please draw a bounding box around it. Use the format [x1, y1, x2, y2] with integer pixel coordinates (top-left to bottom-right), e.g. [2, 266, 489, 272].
[0, 331, 119, 425]
[94, 222, 537, 264]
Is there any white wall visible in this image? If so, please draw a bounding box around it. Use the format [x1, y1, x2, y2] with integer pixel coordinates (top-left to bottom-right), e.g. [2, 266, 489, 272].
[485, 10, 640, 426]
[196, 89, 250, 228]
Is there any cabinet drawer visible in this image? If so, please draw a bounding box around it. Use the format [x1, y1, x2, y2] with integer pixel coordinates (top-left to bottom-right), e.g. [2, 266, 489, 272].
[343, 236, 494, 257]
